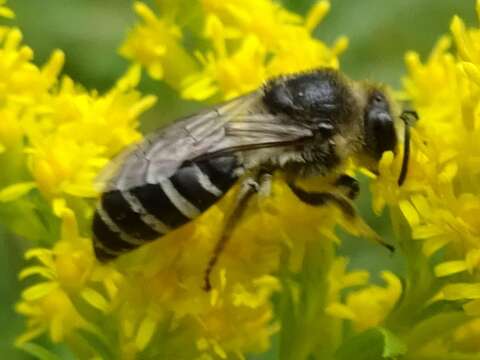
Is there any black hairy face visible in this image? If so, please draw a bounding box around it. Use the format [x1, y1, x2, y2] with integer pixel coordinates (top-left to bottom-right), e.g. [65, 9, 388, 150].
[262, 70, 353, 129]
[364, 90, 397, 159]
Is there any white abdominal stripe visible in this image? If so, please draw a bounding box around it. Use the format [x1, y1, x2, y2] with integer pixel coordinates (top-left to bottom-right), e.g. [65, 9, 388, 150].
[92, 157, 239, 260]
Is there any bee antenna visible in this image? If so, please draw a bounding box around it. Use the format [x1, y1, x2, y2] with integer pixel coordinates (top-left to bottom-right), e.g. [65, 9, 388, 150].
[398, 110, 418, 186]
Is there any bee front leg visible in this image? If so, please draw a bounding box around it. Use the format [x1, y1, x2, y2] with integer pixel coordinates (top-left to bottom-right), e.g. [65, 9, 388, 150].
[287, 181, 394, 253]
[334, 174, 359, 200]
[288, 182, 356, 218]
[203, 174, 272, 291]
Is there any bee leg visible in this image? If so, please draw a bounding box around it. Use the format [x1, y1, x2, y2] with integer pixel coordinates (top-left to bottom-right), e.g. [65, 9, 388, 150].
[203, 176, 268, 292]
[334, 174, 360, 200]
[288, 182, 394, 253]
[257, 172, 273, 197]
[288, 182, 356, 218]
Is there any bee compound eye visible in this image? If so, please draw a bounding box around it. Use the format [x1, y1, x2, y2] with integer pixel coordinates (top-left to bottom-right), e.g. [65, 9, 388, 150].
[365, 109, 397, 158]
[375, 112, 392, 127]
[374, 116, 396, 154]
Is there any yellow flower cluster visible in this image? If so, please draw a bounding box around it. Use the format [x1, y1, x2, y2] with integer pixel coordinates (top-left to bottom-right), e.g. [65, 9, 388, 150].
[0, 3, 175, 358]
[121, 0, 347, 100]
[367, 1, 480, 357]
[0, 25, 155, 245]
[0, 27, 154, 201]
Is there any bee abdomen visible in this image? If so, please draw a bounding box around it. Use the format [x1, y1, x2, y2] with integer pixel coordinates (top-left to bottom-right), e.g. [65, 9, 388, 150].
[93, 155, 239, 261]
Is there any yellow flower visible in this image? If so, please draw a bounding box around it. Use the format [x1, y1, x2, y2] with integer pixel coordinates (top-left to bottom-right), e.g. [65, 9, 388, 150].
[0, 28, 63, 186]
[373, 0, 480, 272]
[181, 18, 267, 100]
[0, 28, 61, 103]
[403, 16, 480, 258]
[0, 18, 155, 353]
[200, 0, 304, 49]
[368, 2, 480, 358]
[16, 288, 86, 345]
[328, 271, 402, 332]
[0, 0, 13, 19]
[16, 200, 123, 346]
[180, 10, 346, 101]
[120, 2, 198, 85]
[24, 65, 156, 198]
[122, 0, 345, 101]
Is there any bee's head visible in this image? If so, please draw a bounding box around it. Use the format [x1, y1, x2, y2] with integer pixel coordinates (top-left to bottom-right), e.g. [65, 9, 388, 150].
[362, 87, 417, 185]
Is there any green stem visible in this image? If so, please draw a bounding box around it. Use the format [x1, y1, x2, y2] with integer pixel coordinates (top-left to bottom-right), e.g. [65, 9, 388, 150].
[277, 238, 339, 360]
[386, 209, 438, 333]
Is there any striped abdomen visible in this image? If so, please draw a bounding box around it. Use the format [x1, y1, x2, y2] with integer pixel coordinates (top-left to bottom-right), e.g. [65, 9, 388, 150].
[93, 155, 240, 261]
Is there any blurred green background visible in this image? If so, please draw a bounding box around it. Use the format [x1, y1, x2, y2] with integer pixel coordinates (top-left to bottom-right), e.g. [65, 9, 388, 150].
[1, 0, 475, 358]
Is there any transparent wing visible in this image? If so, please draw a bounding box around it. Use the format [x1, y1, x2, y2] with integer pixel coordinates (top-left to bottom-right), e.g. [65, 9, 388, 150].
[96, 91, 317, 192]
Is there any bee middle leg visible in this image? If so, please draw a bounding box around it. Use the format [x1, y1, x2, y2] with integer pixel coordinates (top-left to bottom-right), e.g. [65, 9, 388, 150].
[203, 173, 271, 291]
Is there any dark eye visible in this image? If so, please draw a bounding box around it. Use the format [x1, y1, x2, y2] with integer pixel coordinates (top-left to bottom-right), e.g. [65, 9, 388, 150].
[365, 111, 397, 158]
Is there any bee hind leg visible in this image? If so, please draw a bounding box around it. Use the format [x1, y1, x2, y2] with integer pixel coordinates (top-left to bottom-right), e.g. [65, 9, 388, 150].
[203, 174, 271, 292]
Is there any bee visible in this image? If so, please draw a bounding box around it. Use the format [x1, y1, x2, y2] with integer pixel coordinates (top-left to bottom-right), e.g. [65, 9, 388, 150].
[92, 68, 417, 291]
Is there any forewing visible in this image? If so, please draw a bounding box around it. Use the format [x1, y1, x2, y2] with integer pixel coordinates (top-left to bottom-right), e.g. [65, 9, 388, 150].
[97, 91, 316, 192]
